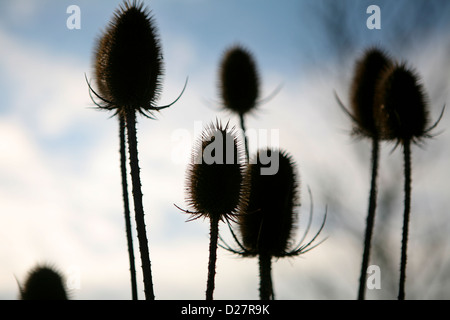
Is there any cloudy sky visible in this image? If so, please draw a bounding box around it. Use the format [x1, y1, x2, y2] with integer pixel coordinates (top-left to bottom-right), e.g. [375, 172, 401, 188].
[0, 0, 450, 300]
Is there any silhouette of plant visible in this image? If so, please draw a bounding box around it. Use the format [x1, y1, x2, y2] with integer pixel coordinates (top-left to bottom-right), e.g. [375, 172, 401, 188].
[218, 45, 281, 162]
[87, 0, 186, 300]
[221, 148, 327, 300]
[177, 119, 244, 300]
[374, 62, 444, 300]
[219, 45, 259, 162]
[335, 47, 393, 300]
[92, 20, 137, 301]
[18, 265, 68, 300]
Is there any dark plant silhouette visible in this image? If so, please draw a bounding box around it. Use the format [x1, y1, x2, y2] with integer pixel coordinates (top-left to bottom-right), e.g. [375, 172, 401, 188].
[335, 47, 393, 300]
[87, 0, 186, 300]
[18, 265, 68, 300]
[177, 119, 244, 300]
[221, 148, 326, 300]
[93, 18, 137, 300]
[219, 45, 260, 161]
[374, 62, 443, 300]
[218, 45, 281, 162]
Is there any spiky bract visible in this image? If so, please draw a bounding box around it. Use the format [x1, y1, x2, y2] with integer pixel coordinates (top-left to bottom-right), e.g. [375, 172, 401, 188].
[374, 63, 430, 143]
[238, 149, 299, 257]
[350, 47, 393, 138]
[186, 120, 244, 221]
[94, 0, 163, 117]
[219, 45, 260, 115]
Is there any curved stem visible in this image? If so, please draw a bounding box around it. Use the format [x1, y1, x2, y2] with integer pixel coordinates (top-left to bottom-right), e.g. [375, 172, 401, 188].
[125, 110, 155, 300]
[259, 252, 273, 300]
[119, 115, 138, 300]
[239, 112, 249, 162]
[398, 139, 412, 300]
[358, 138, 380, 300]
[206, 216, 220, 300]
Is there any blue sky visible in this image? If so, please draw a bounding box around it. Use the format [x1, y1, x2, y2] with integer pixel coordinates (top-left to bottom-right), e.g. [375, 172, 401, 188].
[0, 0, 450, 300]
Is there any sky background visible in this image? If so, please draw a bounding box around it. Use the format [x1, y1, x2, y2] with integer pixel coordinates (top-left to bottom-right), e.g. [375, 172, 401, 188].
[0, 0, 450, 300]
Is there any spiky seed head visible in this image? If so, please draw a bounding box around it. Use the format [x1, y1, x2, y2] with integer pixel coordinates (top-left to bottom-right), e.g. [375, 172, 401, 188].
[238, 149, 299, 257]
[186, 120, 244, 221]
[19, 265, 68, 300]
[94, 31, 113, 102]
[94, 0, 163, 116]
[350, 47, 393, 138]
[219, 45, 260, 116]
[374, 63, 430, 143]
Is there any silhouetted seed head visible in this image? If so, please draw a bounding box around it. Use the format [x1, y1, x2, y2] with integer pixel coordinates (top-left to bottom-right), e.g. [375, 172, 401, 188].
[374, 63, 430, 143]
[94, 0, 163, 117]
[186, 120, 244, 222]
[350, 47, 393, 138]
[94, 31, 113, 102]
[219, 45, 260, 116]
[19, 265, 68, 300]
[238, 149, 299, 257]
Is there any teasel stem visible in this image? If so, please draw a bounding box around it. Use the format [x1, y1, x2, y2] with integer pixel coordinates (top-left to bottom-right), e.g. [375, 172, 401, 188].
[358, 137, 380, 300]
[206, 215, 220, 300]
[398, 139, 411, 300]
[239, 112, 249, 162]
[125, 109, 154, 300]
[119, 114, 138, 300]
[259, 252, 273, 300]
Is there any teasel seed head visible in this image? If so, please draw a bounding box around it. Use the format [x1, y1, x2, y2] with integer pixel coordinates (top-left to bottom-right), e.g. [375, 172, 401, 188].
[238, 149, 299, 257]
[93, 0, 163, 117]
[219, 45, 260, 116]
[374, 63, 430, 143]
[19, 265, 68, 300]
[350, 47, 393, 138]
[185, 119, 244, 222]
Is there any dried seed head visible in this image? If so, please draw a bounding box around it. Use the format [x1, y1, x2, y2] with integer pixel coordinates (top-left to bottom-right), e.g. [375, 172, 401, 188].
[374, 63, 430, 143]
[238, 149, 299, 257]
[185, 120, 244, 221]
[94, 31, 113, 102]
[350, 47, 393, 138]
[19, 265, 68, 300]
[94, 0, 163, 116]
[219, 45, 260, 116]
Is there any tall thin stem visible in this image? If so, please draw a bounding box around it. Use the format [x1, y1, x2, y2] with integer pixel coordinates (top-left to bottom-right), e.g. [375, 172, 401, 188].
[358, 137, 380, 300]
[239, 112, 249, 162]
[125, 110, 155, 300]
[119, 114, 138, 300]
[259, 252, 273, 300]
[206, 216, 220, 300]
[398, 139, 411, 300]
